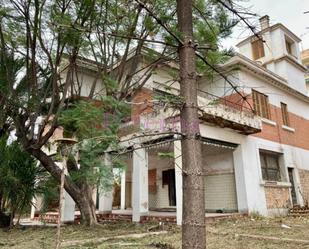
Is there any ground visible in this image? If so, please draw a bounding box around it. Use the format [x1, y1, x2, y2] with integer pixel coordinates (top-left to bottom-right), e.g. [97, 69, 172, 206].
[2, 216, 309, 248]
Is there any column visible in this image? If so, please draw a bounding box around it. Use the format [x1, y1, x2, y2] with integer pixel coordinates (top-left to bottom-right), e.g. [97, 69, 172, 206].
[233, 137, 268, 215]
[98, 153, 113, 213]
[120, 170, 126, 210]
[57, 161, 75, 223]
[132, 147, 149, 222]
[30, 197, 36, 219]
[61, 191, 75, 222]
[174, 140, 183, 225]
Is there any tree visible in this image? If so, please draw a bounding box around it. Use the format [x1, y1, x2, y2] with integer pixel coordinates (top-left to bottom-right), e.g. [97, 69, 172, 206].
[0, 0, 257, 230]
[176, 1, 205, 248]
[0, 137, 41, 227]
[0, 0, 174, 226]
[133, 1, 257, 248]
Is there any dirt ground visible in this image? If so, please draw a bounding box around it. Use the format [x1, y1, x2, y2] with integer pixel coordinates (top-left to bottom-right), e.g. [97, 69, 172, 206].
[2, 216, 309, 248]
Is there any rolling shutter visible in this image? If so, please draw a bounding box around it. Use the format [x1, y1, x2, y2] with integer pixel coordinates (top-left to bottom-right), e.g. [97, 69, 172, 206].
[205, 173, 238, 212]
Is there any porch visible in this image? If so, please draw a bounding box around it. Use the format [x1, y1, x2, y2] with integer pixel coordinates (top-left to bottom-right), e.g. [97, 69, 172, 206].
[32, 209, 243, 224]
[31, 135, 249, 225]
[108, 136, 242, 224]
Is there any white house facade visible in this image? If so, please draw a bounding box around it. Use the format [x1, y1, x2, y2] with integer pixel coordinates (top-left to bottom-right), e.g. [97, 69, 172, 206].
[31, 16, 309, 225]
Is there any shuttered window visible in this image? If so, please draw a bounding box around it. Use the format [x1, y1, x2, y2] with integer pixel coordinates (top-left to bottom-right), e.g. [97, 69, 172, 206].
[252, 39, 265, 60]
[252, 90, 270, 119]
[281, 102, 290, 126]
[260, 151, 281, 182]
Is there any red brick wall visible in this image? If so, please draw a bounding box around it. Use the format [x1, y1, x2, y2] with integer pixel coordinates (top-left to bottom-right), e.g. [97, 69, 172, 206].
[148, 169, 157, 194]
[130, 88, 153, 124]
[252, 104, 309, 151]
[129, 89, 309, 151]
[221, 91, 252, 112]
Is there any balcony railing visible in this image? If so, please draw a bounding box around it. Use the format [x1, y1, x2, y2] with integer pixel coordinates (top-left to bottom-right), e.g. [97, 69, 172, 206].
[197, 90, 261, 134]
[119, 88, 262, 136]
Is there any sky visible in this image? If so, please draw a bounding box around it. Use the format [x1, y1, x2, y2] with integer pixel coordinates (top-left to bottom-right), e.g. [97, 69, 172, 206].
[223, 0, 309, 51]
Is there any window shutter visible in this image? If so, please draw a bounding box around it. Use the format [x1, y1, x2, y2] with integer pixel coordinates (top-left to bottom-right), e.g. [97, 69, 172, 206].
[281, 102, 290, 126]
[252, 40, 265, 60]
[252, 90, 270, 119]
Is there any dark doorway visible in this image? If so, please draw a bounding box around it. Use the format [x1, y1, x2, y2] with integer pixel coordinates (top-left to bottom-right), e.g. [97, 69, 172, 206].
[288, 168, 297, 205]
[162, 169, 176, 206]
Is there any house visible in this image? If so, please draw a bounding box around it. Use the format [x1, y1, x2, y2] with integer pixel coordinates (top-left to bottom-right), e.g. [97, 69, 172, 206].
[31, 15, 309, 225]
[301, 49, 309, 95]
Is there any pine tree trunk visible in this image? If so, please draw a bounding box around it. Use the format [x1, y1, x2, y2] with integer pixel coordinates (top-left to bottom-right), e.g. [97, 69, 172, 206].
[28, 148, 98, 226]
[176, 0, 206, 248]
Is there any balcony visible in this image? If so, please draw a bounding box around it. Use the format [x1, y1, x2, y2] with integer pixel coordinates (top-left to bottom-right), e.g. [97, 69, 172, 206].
[197, 91, 261, 135]
[119, 89, 262, 136]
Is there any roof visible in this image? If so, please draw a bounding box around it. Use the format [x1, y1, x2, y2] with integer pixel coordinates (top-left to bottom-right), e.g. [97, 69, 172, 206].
[221, 53, 309, 104]
[236, 23, 301, 47]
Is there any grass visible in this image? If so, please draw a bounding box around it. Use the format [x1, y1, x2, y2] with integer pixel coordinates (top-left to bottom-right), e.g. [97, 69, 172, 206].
[2, 217, 309, 248]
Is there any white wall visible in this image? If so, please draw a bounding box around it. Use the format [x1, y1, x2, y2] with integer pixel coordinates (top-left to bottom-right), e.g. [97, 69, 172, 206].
[199, 120, 309, 215]
[237, 26, 306, 95]
[238, 69, 309, 119]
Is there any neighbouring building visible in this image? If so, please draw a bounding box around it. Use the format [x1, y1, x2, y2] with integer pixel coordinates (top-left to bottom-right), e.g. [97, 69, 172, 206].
[301, 49, 309, 95]
[31, 15, 309, 225]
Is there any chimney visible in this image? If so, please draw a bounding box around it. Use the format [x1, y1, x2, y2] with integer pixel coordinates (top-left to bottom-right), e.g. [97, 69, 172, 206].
[259, 15, 270, 30]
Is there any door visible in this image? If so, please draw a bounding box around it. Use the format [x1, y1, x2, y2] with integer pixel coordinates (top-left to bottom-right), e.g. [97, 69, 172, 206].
[162, 169, 176, 206]
[288, 168, 297, 205]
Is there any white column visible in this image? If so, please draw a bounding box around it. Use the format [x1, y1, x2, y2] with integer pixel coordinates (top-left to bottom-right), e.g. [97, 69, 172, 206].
[120, 170, 126, 210]
[98, 153, 113, 213]
[132, 147, 149, 222]
[233, 137, 268, 215]
[61, 191, 75, 222]
[30, 197, 36, 219]
[57, 161, 75, 223]
[174, 140, 183, 225]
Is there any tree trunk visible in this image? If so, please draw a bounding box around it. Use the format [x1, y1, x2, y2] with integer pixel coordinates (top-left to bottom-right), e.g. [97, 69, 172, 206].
[176, 1, 206, 248]
[76, 183, 97, 225]
[28, 148, 97, 226]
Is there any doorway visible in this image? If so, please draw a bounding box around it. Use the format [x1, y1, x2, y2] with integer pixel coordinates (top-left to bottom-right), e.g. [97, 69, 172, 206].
[288, 168, 297, 206]
[162, 169, 176, 206]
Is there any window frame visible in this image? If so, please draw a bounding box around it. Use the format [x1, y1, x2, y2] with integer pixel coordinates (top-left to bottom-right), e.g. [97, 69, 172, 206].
[259, 150, 282, 182]
[285, 36, 296, 58]
[280, 102, 290, 127]
[252, 90, 270, 119]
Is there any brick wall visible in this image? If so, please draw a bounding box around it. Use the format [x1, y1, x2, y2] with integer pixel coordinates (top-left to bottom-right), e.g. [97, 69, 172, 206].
[129, 89, 309, 152]
[130, 88, 153, 124]
[264, 186, 291, 209]
[251, 103, 309, 151]
[299, 169, 309, 205]
[221, 91, 252, 113]
[148, 169, 157, 194]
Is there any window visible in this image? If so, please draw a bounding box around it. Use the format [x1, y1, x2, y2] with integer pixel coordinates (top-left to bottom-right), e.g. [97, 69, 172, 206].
[252, 39, 265, 60]
[281, 102, 290, 126]
[260, 150, 281, 181]
[285, 36, 296, 58]
[252, 90, 270, 119]
[286, 39, 292, 55]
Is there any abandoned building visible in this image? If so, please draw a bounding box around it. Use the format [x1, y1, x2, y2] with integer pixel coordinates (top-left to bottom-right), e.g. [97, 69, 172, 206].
[31, 15, 309, 225]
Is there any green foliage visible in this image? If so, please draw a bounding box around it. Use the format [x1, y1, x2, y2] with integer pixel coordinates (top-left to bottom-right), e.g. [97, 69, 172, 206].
[58, 94, 129, 189]
[158, 152, 174, 159]
[0, 137, 42, 220]
[39, 177, 59, 213]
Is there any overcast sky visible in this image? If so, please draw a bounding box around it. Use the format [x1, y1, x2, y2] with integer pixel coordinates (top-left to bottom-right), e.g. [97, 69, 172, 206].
[224, 0, 309, 51]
